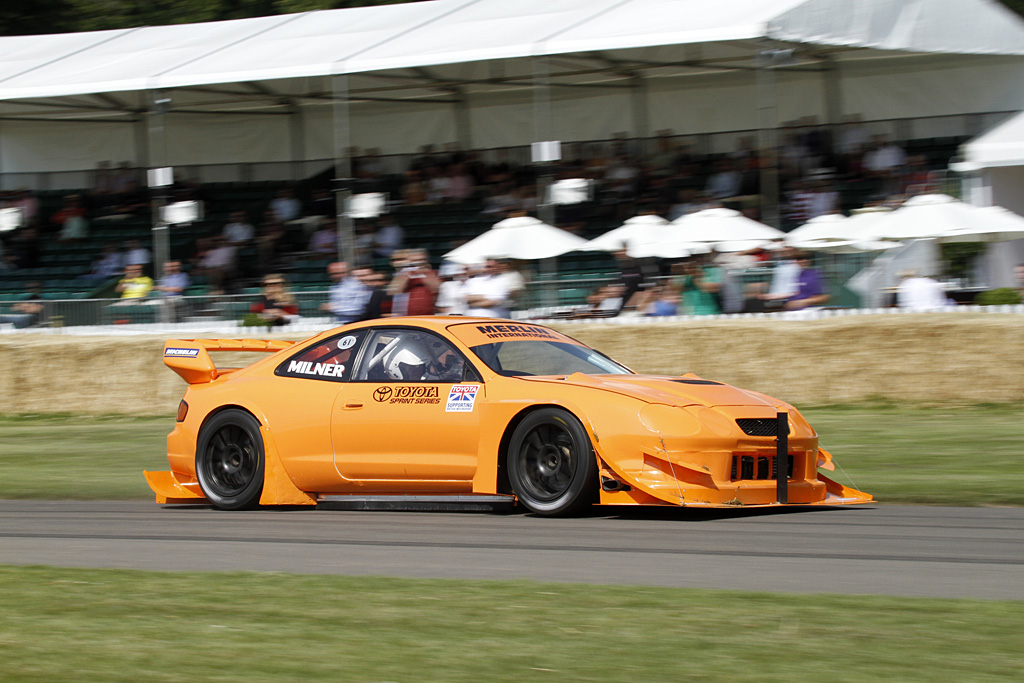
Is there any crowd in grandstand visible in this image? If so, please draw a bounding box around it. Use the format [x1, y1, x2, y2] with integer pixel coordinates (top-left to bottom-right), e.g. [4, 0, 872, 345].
[0, 117, 962, 327]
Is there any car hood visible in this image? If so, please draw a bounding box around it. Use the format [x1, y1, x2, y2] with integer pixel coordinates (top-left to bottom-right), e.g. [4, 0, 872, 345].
[520, 373, 779, 408]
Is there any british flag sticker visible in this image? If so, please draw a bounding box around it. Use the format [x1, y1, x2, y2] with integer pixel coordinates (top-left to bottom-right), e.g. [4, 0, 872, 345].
[446, 384, 480, 413]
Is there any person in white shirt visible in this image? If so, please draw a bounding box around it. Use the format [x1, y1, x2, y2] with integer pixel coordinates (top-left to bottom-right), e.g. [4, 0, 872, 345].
[465, 259, 514, 318]
[896, 271, 948, 310]
[435, 264, 471, 315]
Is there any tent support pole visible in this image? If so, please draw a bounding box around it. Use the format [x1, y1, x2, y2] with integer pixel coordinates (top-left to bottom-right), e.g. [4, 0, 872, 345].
[532, 56, 559, 308]
[756, 43, 781, 229]
[332, 74, 355, 266]
[146, 90, 171, 283]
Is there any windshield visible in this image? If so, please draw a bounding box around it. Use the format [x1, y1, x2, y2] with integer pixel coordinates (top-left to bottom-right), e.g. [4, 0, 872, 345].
[471, 340, 632, 377]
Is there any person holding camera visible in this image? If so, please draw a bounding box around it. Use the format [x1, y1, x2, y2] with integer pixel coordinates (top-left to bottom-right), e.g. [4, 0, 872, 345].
[386, 248, 440, 316]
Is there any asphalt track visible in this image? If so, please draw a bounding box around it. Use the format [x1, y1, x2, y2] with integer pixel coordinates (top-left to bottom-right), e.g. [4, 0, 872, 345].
[1, 501, 1022, 600]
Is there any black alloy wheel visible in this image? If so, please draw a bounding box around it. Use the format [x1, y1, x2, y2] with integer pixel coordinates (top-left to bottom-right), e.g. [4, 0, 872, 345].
[507, 408, 597, 516]
[195, 409, 265, 510]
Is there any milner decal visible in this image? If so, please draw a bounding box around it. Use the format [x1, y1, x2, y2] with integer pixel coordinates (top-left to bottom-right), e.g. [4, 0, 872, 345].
[287, 360, 346, 378]
[164, 347, 200, 357]
[446, 384, 479, 412]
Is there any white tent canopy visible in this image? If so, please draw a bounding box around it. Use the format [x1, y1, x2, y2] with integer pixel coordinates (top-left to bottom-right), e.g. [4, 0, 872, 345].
[956, 109, 1024, 170]
[2, 0, 1024, 176]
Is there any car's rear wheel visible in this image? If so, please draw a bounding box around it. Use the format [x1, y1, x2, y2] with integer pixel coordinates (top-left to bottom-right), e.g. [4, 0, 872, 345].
[508, 408, 597, 516]
[195, 409, 265, 510]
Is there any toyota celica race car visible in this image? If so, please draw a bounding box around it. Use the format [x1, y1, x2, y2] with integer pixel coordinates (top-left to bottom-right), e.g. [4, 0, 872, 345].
[146, 317, 871, 515]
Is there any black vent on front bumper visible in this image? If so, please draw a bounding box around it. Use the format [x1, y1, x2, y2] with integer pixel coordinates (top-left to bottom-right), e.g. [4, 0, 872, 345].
[731, 455, 794, 480]
[736, 418, 779, 436]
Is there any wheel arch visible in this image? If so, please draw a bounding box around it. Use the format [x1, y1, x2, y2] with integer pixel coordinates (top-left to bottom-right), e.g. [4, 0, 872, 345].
[196, 402, 315, 507]
[495, 403, 598, 496]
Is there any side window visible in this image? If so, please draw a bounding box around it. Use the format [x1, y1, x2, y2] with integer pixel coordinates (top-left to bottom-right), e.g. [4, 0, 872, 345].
[355, 329, 474, 383]
[275, 331, 365, 382]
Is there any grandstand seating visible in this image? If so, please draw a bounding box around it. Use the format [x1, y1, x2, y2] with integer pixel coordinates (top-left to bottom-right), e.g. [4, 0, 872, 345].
[0, 134, 968, 306]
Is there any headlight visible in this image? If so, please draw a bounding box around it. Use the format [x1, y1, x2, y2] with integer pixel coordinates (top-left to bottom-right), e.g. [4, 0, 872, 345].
[638, 404, 702, 436]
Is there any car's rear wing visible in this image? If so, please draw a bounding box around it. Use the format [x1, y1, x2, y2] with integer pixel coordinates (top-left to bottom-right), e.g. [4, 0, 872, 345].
[163, 338, 297, 384]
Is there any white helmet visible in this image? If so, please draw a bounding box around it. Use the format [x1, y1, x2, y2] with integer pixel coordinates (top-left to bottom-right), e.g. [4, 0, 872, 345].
[385, 337, 430, 381]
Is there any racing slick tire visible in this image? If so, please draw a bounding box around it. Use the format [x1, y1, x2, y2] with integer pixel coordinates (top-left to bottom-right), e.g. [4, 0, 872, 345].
[508, 408, 598, 516]
[195, 409, 266, 510]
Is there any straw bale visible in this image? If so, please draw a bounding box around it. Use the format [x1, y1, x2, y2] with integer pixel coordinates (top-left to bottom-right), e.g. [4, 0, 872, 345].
[0, 314, 1021, 415]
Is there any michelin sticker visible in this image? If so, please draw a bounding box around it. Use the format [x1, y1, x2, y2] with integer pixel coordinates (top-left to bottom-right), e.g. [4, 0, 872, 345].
[338, 335, 357, 350]
[287, 360, 346, 378]
[165, 347, 200, 358]
[446, 384, 479, 412]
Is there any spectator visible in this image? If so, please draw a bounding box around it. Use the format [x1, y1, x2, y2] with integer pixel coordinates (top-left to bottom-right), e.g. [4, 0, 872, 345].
[760, 247, 801, 309]
[704, 158, 742, 199]
[251, 274, 298, 326]
[442, 163, 475, 202]
[222, 211, 254, 246]
[896, 270, 948, 310]
[613, 247, 653, 313]
[0, 281, 44, 328]
[373, 214, 404, 258]
[465, 259, 515, 318]
[52, 194, 88, 242]
[307, 218, 337, 255]
[571, 284, 626, 318]
[387, 248, 440, 316]
[644, 283, 680, 317]
[1016, 263, 1024, 299]
[355, 267, 387, 320]
[153, 260, 190, 323]
[114, 263, 154, 300]
[673, 256, 723, 316]
[123, 239, 151, 271]
[401, 169, 428, 206]
[78, 243, 123, 282]
[435, 263, 470, 316]
[783, 252, 830, 311]
[322, 260, 371, 324]
[269, 188, 302, 223]
[255, 208, 287, 272]
[193, 236, 237, 292]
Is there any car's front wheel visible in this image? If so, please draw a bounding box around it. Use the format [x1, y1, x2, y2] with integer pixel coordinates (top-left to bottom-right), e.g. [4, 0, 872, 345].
[507, 408, 597, 516]
[195, 409, 265, 510]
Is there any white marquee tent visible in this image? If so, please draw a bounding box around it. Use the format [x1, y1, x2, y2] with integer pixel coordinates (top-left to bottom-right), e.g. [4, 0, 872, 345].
[2, 0, 1024, 183]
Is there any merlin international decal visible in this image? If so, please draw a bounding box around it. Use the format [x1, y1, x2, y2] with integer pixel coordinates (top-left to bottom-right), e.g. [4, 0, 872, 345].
[374, 385, 441, 405]
[446, 384, 479, 412]
[164, 347, 200, 357]
[474, 324, 557, 340]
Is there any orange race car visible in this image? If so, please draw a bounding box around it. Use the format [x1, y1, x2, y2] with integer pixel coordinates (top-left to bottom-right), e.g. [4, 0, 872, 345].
[146, 317, 871, 515]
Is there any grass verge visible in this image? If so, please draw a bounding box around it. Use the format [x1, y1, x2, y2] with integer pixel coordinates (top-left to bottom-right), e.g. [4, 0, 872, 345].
[1, 566, 1021, 682]
[1, 404, 1022, 505]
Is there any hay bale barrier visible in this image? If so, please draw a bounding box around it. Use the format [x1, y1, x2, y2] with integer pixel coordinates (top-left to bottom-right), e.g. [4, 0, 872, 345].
[1, 315, 1022, 415]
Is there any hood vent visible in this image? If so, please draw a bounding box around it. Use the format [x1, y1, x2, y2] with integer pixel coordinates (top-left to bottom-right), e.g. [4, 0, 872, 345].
[736, 418, 778, 437]
[671, 379, 724, 386]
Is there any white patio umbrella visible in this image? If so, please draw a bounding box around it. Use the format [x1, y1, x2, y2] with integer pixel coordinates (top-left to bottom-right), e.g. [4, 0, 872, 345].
[443, 215, 588, 264]
[669, 207, 785, 251]
[940, 205, 1024, 243]
[578, 214, 670, 253]
[868, 194, 994, 241]
[787, 209, 900, 253]
[785, 213, 850, 244]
